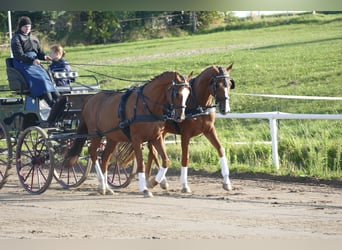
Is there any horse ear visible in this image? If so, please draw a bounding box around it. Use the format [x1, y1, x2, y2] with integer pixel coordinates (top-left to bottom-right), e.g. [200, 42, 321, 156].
[187, 71, 194, 82]
[227, 63, 234, 72]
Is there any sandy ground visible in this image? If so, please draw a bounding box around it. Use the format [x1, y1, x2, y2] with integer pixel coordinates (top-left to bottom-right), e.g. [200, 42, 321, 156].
[0, 170, 341, 239]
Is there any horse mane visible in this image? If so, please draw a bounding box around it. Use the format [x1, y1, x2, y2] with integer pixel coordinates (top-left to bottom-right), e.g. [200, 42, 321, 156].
[188, 65, 221, 107]
[201, 65, 219, 77]
[146, 71, 176, 85]
[193, 65, 219, 84]
[97, 72, 177, 97]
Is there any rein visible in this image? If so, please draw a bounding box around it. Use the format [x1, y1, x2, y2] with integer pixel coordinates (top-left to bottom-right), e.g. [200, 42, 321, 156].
[139, 86, 169, 121]
[186, 77, 217, 118]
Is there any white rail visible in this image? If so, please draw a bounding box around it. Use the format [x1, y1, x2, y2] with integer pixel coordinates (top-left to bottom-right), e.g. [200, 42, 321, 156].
[216, 112, 342, 169]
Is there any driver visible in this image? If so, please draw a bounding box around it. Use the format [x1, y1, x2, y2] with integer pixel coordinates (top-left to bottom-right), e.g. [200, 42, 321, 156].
[10, 16, 60, 108]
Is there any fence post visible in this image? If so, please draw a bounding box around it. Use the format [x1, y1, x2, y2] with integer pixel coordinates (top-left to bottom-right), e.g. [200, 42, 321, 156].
[269, 118, 279, 169]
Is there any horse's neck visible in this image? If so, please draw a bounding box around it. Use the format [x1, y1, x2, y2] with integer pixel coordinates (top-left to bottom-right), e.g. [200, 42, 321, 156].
[140, 78, 169, 114]
[190, 74, 213, 108]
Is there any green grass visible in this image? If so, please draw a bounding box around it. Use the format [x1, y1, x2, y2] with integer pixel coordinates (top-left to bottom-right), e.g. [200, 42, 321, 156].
[1, 13, 341, 179]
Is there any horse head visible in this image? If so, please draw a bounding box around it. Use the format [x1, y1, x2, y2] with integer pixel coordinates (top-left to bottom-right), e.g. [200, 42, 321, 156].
[210, 64, 235, 115]
[165, 72, 192, 122]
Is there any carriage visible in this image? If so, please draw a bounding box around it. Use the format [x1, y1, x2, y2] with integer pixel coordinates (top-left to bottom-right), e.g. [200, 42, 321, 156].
[0, 58, 137, 194]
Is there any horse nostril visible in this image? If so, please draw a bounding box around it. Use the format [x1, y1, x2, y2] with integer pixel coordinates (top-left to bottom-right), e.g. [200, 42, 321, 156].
[221, 107, 230, 114]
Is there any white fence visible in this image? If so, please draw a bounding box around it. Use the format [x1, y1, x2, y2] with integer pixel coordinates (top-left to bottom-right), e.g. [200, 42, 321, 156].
[216, 112, 342, 169]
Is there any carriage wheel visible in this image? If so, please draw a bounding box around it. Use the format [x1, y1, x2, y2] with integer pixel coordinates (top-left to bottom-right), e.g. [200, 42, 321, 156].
[93, 140, 137, 189]
[106, 156, 137, 189]
[53, 138, 92, 188]
[0, 121, 12, 189]
[16, 126, 54, 194]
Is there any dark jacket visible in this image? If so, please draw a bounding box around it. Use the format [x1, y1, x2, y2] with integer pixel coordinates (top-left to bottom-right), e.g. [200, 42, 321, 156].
[10, 29, 57, 97]
[11, 30, 46, 63]
[49, 58, 73, 86]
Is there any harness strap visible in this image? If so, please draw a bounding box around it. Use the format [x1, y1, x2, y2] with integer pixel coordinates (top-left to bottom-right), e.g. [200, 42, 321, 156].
[94, 85, 170, 140]
[185, 106, 216, 119]
[118, 88, 135, 139]
[96, 91, 112, 130]
[140, 87, 167, 121]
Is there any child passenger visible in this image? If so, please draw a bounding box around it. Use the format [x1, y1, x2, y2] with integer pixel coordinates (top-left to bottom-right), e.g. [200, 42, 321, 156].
[48, 44, 73, 87]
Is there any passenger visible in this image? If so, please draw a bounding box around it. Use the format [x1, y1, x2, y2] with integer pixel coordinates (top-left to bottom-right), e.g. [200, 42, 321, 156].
[49, 44, 73, 87]
[10, 16, 60, 108]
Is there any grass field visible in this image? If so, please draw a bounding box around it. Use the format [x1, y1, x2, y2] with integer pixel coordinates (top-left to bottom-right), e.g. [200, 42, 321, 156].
[0, 13, 341, 179]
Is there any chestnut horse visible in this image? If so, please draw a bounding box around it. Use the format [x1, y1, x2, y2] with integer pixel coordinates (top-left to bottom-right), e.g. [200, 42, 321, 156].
[146, 64, 235, 193]
[63, 71, 192, 197]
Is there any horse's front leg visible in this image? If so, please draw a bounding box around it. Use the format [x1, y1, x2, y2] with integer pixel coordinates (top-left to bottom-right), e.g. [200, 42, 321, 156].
[146, 142, 161, 179]
[180, 135, 192, 193]
[133, 142, 153, 198]
[146, 138, 170, 190]
[204, 128, 232, 191]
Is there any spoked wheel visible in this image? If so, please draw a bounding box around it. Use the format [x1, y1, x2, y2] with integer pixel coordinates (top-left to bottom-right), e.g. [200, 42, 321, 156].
[16, 126, 55, 194]
[53, 137, 91, 188]
[0, 121, 12, 189]
[95, 140, 137, 189]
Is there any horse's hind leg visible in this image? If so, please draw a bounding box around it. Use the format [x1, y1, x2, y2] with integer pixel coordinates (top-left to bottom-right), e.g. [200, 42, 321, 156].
[89, 137, 108, 195]
[204, 129, 232, 191]
[99, 139, 118, 195]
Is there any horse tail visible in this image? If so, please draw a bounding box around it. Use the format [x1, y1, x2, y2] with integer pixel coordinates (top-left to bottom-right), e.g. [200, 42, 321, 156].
[63, 119, 88, 168]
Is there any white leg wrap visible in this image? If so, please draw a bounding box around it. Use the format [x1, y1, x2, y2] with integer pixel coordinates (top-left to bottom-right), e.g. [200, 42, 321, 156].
[180, 166, 188, 184]
[223, 175, 230, 184]
[94, 160, 105, 188]
[220, 156, 230, 184]
[138, 172, 147, 192]
[104, 171, 108, 188]
[155, 167, 168, 183]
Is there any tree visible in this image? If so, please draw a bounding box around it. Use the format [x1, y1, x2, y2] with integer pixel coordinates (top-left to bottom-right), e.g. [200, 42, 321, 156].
[0, 11, 230, 46]
[196, 11, 225, 30]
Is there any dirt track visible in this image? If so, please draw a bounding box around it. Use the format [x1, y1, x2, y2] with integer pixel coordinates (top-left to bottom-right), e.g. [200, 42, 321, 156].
[1, 170, 342, 239]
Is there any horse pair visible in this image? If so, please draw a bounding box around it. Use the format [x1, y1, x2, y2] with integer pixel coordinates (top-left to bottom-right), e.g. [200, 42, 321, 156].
[64, 64, 235, 197]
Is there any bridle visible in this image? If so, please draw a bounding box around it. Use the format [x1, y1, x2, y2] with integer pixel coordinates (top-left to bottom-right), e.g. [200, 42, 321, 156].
[210, 66, 235, 104]
[164, 80, 191, 120]
[140, 78, 191, 121]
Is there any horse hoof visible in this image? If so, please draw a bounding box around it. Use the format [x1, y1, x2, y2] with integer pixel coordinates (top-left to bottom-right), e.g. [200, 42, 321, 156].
[147, 176, 157, 189]
[105, 188, 115, 195]
[160, 179, 169, 190]
[181, 185, 191, 193]
[97, 188, 106, 195]
[222, 183, 232, 191]
[143, 190, 153, 198]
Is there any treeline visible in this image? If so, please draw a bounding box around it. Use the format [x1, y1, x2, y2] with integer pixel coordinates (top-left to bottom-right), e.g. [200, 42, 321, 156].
[0, 11, 235, 46]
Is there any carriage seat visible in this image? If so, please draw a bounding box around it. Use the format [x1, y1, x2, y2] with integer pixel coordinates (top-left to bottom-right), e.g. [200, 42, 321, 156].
[52, 71, 79, 93]
[52, 70, 79, 80]
[5, 58, 30, 95]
